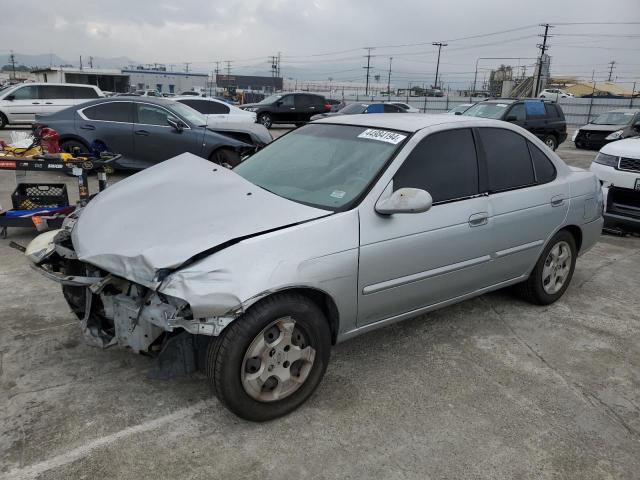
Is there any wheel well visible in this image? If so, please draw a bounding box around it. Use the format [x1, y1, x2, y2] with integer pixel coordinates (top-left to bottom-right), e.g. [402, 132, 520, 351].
[561, 225, 583, 253]
[60, 136, 90, 149]
[253, 288, 340, 345]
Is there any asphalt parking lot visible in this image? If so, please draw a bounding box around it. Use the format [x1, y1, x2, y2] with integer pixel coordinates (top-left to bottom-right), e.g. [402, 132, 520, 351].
[1, 127, 639, 479]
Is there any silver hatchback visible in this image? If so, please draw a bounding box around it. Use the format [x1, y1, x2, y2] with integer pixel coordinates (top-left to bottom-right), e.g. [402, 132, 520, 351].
[27, 114, 603, 421]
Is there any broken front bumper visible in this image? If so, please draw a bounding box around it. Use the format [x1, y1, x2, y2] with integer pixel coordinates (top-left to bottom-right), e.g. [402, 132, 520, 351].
[27, 232, 235, 352]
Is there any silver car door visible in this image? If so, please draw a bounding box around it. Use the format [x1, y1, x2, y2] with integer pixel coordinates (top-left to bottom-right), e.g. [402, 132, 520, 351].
[357, 127, 493, 327]
[478, 127, 569, 283]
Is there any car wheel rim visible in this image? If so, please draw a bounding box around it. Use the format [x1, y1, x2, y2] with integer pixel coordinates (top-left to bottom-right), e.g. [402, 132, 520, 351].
[545, 138, 555, 149]
[541, 241, 572, 295]
[241, 316, 315, 402]
[260, 115, 271, 128]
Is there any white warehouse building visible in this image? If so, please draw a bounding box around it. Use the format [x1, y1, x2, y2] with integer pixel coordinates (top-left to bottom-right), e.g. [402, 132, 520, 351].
[122, 68, 209, 95]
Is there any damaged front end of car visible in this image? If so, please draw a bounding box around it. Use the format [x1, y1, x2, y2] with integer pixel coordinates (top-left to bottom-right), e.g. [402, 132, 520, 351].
[25, 215, 238, 376]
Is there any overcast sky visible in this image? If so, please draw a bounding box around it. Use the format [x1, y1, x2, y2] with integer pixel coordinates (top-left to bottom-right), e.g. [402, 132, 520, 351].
[2, 0, 639, 86]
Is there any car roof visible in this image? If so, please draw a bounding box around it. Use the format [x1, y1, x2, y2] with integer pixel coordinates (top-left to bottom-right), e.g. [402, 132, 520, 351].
[173, 96, 224, 102]
[9, 82, 100, 88]
[481, 99, 516, 104]
[77, 96, 180, 108]
[313, 113, 495, 132]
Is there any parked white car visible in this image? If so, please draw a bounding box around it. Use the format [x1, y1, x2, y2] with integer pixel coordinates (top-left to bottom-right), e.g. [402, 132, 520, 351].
[590, 138, 640, 231]
[0, 82, 104, 128]
[539, 89, 574, 100]
[174, 96, 257, 124]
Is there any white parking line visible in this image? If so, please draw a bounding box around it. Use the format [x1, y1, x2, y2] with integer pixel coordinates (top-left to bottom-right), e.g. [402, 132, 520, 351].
[1, 399, 214, 480]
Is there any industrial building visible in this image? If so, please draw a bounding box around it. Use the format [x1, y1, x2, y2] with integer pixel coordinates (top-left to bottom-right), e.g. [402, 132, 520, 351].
[122, 67, 208, 95]
[32, 67, 130, 93]
[216, 74, 282, 92]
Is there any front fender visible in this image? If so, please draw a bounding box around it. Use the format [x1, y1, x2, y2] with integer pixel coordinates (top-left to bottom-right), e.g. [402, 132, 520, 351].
[158, 211, 360, 334]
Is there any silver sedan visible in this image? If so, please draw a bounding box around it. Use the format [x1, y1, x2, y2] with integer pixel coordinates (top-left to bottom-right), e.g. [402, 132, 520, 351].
[26, 114, 603, 421]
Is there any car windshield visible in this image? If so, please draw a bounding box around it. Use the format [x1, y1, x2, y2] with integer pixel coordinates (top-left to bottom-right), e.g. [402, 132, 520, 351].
[258, 94, 283, 105]
[234, 123, 407, 210]
[339, 103, 368, 114]
[171, 102, 207, 126]
[463, 102, 510, 119]
[591, 111, 635, 125]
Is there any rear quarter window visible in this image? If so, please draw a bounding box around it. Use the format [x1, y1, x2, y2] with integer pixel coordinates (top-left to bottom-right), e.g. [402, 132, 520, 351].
[72, 86, 99, 99]
[528, 142, 557, 184]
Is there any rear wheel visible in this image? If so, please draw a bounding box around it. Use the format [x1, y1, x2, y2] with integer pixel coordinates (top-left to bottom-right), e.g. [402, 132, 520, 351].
[210, 148, 241, 168]
[206, 293, 331, 421]
[60, 139, 90, 156]
[0, 113, 7, 129]
[542, 135, 558, 151]
[258, 113, 273, 129]
[515, 230, 577, 305]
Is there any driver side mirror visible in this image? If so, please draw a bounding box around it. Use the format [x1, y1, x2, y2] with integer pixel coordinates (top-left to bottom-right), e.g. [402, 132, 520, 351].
[5, 94, 15, 101]
[375, 188, 433, 215]
[633, 120, 640, 130]
[167, 117, 184, 132]
[454, 111, 462, 115]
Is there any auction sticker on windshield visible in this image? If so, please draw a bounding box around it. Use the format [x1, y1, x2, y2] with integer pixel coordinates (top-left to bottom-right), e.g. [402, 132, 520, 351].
[357, 129, 407, 144]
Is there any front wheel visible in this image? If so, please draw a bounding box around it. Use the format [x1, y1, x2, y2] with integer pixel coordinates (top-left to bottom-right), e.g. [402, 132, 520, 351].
[210, 148, 241, 168]
[206, 293, 331, 421]
[60, 139, 90, 155]
[0, 113, 7, 129]
[258, 113, 273, 129]
[515, 230, 577, 305]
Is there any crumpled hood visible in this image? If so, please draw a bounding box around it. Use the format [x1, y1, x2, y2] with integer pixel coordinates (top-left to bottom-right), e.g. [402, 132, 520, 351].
[207, 122, 272, 146]
[72, 153, 330, 284]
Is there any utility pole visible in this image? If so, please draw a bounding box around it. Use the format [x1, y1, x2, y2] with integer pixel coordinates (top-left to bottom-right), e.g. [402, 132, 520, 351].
[277, 51, 281, 78]
[269, 55, 278, 78]
[89, 56, 94, 69]
[387, 57, 393, 101]
[534, 23, 553, 97]
[363, 47, 373, 96]
[607, 61, 616, 82]
[184, 62, 191, 75]
[432, 42, 447, 90]
[8, 51, 16, 80]
[225, 60, 232, 77]
[79, 55, 83, 70]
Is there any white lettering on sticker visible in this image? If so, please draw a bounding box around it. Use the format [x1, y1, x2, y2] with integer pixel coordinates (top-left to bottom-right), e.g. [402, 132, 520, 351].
[357, 129, 407, 145]
[330, 190, 346, 199]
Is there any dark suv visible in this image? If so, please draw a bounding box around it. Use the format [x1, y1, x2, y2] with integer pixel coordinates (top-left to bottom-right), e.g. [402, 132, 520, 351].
[462, 99, 567, 150]
[240, 93, 330, 128]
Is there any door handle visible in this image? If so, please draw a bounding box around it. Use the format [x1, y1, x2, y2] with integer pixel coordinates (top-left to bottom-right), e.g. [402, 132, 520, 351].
[135, 130, 150, 136]
[31, 102, 40, 105]
[45, 102, 53, 105]
[80, 124, 96, 130]
[550, 195, 565, 207]
[309, 106, 316, 109]
[468, 212, 488, 227]
[289, 108, 296, 110]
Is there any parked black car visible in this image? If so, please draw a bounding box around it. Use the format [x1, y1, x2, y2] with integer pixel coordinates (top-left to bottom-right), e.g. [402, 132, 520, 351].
[35, 97, 254, 170]
[239, 93, 330, 128]
[462, 99, 567, 150]
[573, 109, 640, 150]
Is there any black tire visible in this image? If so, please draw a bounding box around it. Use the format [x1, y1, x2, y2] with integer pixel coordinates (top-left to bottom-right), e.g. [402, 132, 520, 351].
[0, 112, 7, 129]
[514, 230, 577, 305]
[258, 113, 273, 129]
[60, 139, 90, 155]
[542, 135, 558, 151]
[210, 148, 241, 168]
[206, 293, 331, 421]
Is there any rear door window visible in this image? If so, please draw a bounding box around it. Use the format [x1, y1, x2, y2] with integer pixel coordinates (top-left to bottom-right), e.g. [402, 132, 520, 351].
[72, 86, 99, 99]
[544, 103, 558, 118]
[478, 128, 535, 192]
[180, 99, 230, 114]
[83, 102, 134, 123]
[394, 128, 479, 203]
[383, 104, 401, 113]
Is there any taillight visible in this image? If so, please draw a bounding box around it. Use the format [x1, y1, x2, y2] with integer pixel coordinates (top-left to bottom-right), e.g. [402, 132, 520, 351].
[324, 104, 332, 112]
